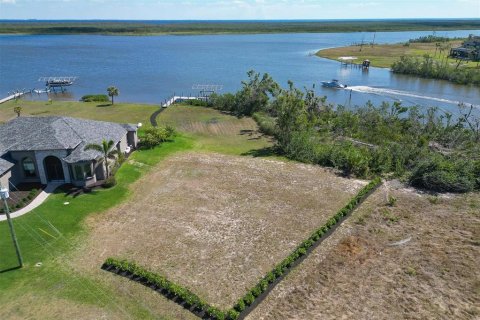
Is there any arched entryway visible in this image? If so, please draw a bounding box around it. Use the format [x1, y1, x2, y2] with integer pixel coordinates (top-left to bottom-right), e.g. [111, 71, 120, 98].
[44, 156, 65, 182]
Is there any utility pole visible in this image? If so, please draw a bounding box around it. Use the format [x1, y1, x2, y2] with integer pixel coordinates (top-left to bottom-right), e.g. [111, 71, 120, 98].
[0, 186, 23, 268]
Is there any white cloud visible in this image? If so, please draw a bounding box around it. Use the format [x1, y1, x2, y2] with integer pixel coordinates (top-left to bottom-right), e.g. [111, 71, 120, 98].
[0, 0, 16, 4]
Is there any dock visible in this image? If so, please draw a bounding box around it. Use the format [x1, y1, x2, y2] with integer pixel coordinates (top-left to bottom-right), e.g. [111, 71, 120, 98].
[162, 96, 199, 108]
[0, 91, 27, 104]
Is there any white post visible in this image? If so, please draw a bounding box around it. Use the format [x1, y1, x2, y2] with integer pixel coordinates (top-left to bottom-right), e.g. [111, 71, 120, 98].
[0, 186, 23, 268]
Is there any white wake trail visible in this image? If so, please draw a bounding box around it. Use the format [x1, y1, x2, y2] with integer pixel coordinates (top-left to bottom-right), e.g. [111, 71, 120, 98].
[348, 86, 479, 109]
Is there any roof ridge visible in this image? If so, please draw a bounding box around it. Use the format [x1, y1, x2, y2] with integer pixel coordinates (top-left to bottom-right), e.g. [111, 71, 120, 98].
[58, 117, 84, 149]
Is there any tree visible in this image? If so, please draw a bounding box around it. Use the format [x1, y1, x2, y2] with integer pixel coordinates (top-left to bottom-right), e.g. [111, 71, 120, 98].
[84, 139, 118, 178]
[107, 86, 119, 105]
[235, 70, 280, 116]
[13, 106, 22, 117]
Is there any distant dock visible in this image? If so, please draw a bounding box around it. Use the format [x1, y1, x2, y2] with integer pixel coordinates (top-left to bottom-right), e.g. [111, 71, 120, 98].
[162, 96, 199, 108]
[0, 91, 27, 104]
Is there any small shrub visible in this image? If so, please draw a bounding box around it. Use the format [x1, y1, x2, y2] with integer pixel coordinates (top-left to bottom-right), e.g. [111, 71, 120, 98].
[251, 286, 261, 297]
[382, 209, 399, 223]
[103, 176, 117, 188]
[165, 125, 176, 137]
[405, 266, 417, 276]
[81, 94, 109, 102]
[234, 299, 245, 312]
[297, 247, 307, 256]
[226, 309, 240, 320]
[142, 126, 174, 149]
[243, 292, 255, 306]
[184, 99, 208, 107]
[387, 195, 397, 207]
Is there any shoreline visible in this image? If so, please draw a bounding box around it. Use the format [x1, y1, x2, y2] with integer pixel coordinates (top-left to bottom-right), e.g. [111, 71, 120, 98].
[1, 20, 480, 36]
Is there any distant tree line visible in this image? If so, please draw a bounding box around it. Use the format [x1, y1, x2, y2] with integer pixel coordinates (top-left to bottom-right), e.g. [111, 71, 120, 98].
[408, 35, 457, 43]
[208, 71, 480, 193]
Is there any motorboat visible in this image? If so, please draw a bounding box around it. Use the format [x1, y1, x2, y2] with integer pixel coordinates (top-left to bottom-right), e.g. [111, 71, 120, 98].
[321, 79, 347, 88]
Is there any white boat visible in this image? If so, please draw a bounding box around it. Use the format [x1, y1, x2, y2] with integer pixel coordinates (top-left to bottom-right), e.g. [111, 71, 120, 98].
[33, 89, 51, 94]
[321, 79, 347, 88]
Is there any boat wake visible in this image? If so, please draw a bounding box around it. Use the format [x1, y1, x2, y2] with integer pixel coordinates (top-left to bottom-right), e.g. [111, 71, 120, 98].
[348, 86, 479, 109]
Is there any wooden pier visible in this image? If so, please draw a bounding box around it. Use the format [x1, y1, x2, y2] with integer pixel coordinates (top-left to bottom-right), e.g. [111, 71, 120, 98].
[162, 96, 199, 108]
[0, 92, 27, 104]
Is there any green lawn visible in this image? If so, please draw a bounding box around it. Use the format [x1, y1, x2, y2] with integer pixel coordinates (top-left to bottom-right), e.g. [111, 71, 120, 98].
[0, 100, 159, 124]
[0, 136, 195, 319]
[0, 102, 274, 319]
[157, 105, 273, 155]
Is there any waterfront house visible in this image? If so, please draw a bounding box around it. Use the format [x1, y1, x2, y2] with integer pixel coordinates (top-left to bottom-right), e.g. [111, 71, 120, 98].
[0, 116, 139, 191]
[450, 35, 480, 61]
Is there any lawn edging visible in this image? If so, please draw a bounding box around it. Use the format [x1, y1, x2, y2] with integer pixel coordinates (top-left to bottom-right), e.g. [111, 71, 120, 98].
[101, 177, 382, 320]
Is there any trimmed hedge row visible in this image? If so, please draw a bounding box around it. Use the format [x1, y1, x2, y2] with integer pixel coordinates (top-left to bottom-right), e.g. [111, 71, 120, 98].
[103, 177, 381, 320]
[103, 258, 232, 320]
[232, 177, 382, 314]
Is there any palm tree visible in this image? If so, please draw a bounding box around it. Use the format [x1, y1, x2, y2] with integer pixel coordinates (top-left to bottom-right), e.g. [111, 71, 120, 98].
[13, 106, 22, 117]
[107, 86, 119, 105]
[84, 139, 118, 178]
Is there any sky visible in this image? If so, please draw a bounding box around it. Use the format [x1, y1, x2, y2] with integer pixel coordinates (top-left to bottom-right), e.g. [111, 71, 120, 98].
[0, 0, 479, 20]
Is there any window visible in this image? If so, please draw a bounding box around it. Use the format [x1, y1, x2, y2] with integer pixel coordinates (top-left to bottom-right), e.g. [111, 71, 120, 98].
[22, 157, 36, 177]
[72, 163, 93, 181]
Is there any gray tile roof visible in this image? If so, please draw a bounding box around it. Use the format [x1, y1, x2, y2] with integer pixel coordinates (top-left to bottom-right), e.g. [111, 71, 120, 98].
[0, 116, 137, 172]
[0, 157, 14, 177]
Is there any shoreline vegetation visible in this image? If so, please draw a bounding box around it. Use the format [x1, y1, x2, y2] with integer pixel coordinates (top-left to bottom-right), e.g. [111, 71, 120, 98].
[207, 70, 480, 193]
[317, 35, 480, 85]
[1, 19, 480, 35]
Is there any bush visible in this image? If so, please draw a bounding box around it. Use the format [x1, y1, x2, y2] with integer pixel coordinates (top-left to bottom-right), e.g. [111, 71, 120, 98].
[103, 176, 117, 188]
[387, 195, 397, 206]
[226, 309, 240, 320]
[183, 99, 208, 107]
[409, 154, 476, 193]
[252, 112, 276, 136]
[81, 94, 109, 102]
[234, 299, 245, 312]
[105, 258, 224, 319]
[141, 126, 174, 149]
[243, 292, 255, 306]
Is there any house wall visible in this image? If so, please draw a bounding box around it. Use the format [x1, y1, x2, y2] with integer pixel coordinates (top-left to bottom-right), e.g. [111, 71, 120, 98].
[9, 151, 41, 185]
[117, 134, 129, 153]
[34, 150, 71, 184]
[126, 131, 139, 148]
[0, 170, 12, 191]
[94, 160, 106, 181]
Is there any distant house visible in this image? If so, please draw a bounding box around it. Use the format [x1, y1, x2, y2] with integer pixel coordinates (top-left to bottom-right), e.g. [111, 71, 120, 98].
[0, 116, 139, 191]
[450, 35, 480, 61]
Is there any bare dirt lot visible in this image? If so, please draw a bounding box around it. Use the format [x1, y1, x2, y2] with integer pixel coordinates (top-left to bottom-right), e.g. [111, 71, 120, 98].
[73, 152, 365, 310]
[248, 183, 480, 320]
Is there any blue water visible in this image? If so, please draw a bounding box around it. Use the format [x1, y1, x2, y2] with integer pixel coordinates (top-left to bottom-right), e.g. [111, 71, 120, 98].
[0, 30, 479, 114]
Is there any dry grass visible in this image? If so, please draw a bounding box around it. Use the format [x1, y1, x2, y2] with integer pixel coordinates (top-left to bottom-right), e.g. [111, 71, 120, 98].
[316, 40, 479, 69]
[248, 183, 480, 320]
[72, 152, 366, 310]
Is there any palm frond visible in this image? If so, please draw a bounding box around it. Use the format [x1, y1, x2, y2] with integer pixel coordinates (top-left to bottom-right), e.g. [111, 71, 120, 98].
[107, 149, 119, 159]
[84, 144, 103, 152]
